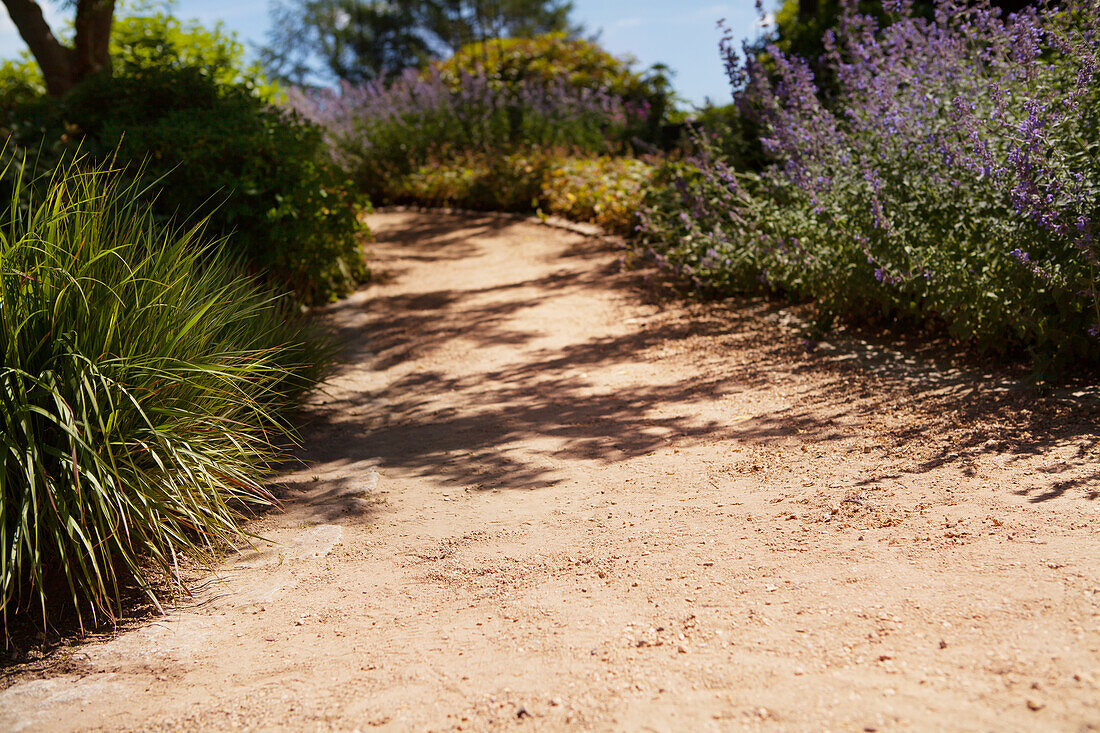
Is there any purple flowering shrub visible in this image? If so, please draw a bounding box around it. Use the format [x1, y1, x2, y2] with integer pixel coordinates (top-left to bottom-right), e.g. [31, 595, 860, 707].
[640, 0, 1100, 367]
[288, 67, 644, 202]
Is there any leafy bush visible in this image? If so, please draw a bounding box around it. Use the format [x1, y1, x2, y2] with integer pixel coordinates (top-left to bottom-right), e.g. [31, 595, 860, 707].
[541, 156, 652, 234]
[640, 0, 1100, 371]
[110, 3, 279, 95]
[389, 152, 652, 234]
[395, 153, 551, 211]
[67, 67, 366, 303]
[290, 32, 672, 202]
[0, 2, 281, 101]
[436, 33, 672, 140]
[1, 9, 368, 304]
[665, 103, 769, 172]
[0, 162, 330, 627]
[291, 65, 645, 202]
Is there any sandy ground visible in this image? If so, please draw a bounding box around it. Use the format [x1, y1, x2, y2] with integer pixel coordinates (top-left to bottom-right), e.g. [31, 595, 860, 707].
[1, 210, 1098, 732]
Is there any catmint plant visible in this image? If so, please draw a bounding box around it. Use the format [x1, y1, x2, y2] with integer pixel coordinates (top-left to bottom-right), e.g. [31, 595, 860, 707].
[288, 67, 643, 198]
[639, 0, 1099, 369]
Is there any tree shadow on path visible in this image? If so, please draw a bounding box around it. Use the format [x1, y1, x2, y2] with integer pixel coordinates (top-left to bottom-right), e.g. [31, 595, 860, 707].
[302, 213, 1099, 503]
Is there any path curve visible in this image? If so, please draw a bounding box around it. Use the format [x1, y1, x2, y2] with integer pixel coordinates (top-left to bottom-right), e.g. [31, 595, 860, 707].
[2, 211, 1098, 732]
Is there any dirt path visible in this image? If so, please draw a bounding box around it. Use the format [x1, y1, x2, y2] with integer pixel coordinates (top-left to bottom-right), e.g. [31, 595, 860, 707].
[2, 211, 1099, 732]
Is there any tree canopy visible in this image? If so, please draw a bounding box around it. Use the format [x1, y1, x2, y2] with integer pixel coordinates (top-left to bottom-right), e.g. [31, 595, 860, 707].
[260, 0, 581, 86]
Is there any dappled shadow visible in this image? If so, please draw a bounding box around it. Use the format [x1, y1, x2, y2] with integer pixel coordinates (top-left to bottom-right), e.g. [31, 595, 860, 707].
[799, 337, 1100, 501]
[299, 212, 1099, 504]
[711, 313, 1100, 502]
[366, 212, 515, 257]
[327, 230, 629, 369]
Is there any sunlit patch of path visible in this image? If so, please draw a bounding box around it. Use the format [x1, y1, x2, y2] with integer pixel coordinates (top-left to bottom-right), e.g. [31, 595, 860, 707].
[2, 211, 1097, 732]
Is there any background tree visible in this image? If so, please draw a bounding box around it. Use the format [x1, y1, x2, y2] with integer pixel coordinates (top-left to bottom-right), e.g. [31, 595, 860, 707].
[1, 0, 116, 96]
[422, 0, 580, 52]
[261, 0, 580, 85]
[766, 0, 1036, 64]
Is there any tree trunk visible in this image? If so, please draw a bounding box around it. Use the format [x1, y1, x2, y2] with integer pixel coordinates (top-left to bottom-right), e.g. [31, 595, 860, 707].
[72, 0, 115, 82]
[1, 0, 115, 96]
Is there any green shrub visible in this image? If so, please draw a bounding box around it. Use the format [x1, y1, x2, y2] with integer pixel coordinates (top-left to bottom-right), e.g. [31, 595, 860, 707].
[0, 2, 281, 102]
[389, 152, 653, 234]
[542, 156, 652, 234]
[1, 8, 368, 304]
[638, 2, 1100, 372]
[109, 3, 280, 96]
[0, 162, 330, 627]
[436, 33, 672, 142]
[395, 153, 550, 212]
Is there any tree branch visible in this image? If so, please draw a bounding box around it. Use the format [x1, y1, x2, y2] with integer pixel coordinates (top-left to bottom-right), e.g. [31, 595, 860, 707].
[1, 0, 74, 95]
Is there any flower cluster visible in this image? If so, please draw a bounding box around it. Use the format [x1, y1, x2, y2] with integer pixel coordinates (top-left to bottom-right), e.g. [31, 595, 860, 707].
[639, 0, 1100, 370]
[288, 67, 646, 200]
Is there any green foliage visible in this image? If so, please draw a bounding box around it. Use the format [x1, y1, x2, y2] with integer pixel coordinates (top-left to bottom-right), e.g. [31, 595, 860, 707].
[437, 33, 672, 139]
[297, 33, 670, 205]
[396, 153, 550, 212]
[438, 33, 661, 98]
[0, 55, 45, 106]
[0, 1, 278, 101]
[668, 103, 769, 172]
[392, 152, 652, 234]
[639, 4, 1100, 372]
[541, 156, 651, 234]
[0, 161, 331, 627]
[761, 0, 1028, 65]
[298, 61, 646, 206]
[263, 0, 581, 85]
[0, 6, 368, 304]
[638, 141, 1097, 362]
[636, 158, 771, 296]
[56, 66, 367, 303]
[110, 2, 281, 98]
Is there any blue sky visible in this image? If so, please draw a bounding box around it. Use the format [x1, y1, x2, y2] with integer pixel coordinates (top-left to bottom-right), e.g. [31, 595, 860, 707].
[0, 1, 771, 106]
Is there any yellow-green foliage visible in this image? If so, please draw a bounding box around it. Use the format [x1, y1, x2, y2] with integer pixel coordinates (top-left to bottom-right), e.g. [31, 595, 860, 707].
[399, 165, 480, 206]
[111, 4, 281, 99]
[393, 153, 653, 235]
[0, 2, 281, 102]
[397, 154, 548, 211]
[438, 33, 650, 97]
[542, 156, 651, 234]
[434, 32, 671, 135]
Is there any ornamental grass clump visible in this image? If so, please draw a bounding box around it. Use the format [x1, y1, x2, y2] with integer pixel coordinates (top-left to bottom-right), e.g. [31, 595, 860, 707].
[0, 159, 330, 629]
[640, 0, 1100, 371]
